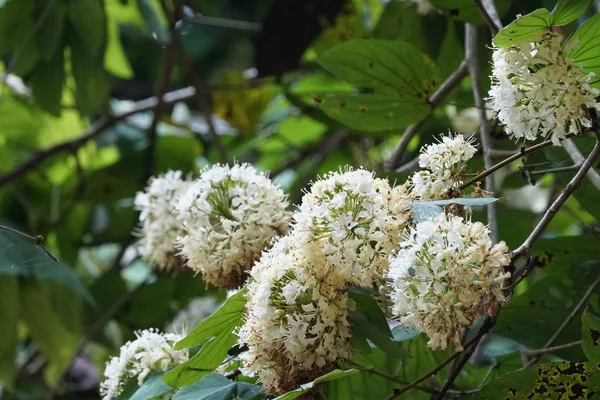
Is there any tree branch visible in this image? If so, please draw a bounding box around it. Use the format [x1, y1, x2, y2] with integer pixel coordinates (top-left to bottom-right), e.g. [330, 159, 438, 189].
[473, 0, 503, 36]
[522, 340, 582, 358]
[386, 61, 469, 171]
[161, 0, 228, 163]
[562, 138, 600, 191]
[510, 133, 600, 260]
[466, 23, 498, 242]
[0, 86, 197, 187]
[184, 14, 262, 32]
[459, 133, 577, 190]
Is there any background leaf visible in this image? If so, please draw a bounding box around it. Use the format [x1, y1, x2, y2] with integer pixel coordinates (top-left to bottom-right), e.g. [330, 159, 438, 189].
[582, 310, 600, 361]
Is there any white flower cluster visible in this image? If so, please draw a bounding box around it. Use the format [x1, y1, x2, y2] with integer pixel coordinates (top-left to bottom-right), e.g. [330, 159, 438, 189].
[489, 31, 600, 146]
[176, 163, 291, 288]
[100, 329, 188, 400]
[239, 168, 413, 394]
[166, 297, 220, 334]
[388, 213, 510, 351]
[410, 135, 477, 200]
[295, 169, 413, 288]
[134, 171, 189, 270]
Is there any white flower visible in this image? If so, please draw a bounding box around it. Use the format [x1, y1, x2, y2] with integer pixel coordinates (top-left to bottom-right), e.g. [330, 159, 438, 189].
[99, 329, 188, 400]
[238, 233, 352, 394]
[410, 135, 477, 200]
[134, 171, 189, 270]
[489, 31, 600, 146]
[294, 168, 412, 288]
[175, 163, 291, 288]
[166, 297, 220, 334]
[388, 213, 510, 351]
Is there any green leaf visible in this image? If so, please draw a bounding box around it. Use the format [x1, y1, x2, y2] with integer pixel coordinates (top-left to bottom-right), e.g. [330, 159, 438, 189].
[551, 0, 591, 26]
[431, 0, 511, 24]
[567, 13, 600, 89]
[128, 372, 174, 400]
[492, 8, 552, 48]
[155, 134, 201, 175]
[19, 282, 79, 386]
[0, 276, 17, 390]
[136, 0, 168, 42]
[67, 0, 106, 58]
[29, 48, 65, 116]
[163, 289, 246, 388]
[36, 1, 65, 62]
[172, 373, 264, 400]
[0, 226, 91, 302]
[104, 14, 134, 79]
[315, 39, 438, 131]
[582, 310, 600, 361]
[70, 35, 109, 115]
[466, 362, 600, 399]
[348, 287, 411, 359]
[494, 236, 600, 359]
[274, 369, 359, 400]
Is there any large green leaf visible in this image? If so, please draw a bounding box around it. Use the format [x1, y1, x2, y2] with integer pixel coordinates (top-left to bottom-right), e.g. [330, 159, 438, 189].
[36, 1, 65, 62]
[348, 287, 411, 359]
[492, 8, 552, 48]
[19, 282, 79, 386]
[128, 372, 174, 400]
[163, 289, 247, 388]
[0, 276, 17, 390]
[29, 47, 65, 116]
[567, 13, 600, 89]
[430, 0, 510, 24]
[69, 34, 109, 115]
[67, 0, 106, 58]
[275, 369, 359, 400]
[494, 236, 600, 359]
[0, 226, 91, 301]
[551, 0, 591, 26]
[466, 362, 600, 399]
[315, 39, 438, 131]
[582, 310, 600, 362]
[172, 373, 264, 400]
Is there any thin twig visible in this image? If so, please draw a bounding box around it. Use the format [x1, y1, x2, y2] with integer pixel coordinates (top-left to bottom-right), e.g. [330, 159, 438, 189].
[562, 138, 600, 191]
[384, 331, 485, 400]
[386, 61, 469, 171]
[0, 224, 58, 262]
[510, 133, 600, 260]
[473, 0, 502, 35]
[184, 14, 262, 32]
[489, 149, 518, 158]
[528, 164, 581, 176]
[144, 30, 177, 181]
[522, 340, 582, 358]
[161, 0, 228, 163]
[0, 86, 198, 187]
[466, 23, 498, 242]
[459, 133, 577, 190]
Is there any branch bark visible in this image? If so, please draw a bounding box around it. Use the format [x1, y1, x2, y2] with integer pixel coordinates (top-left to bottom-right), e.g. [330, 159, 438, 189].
[466, 23, 498, 242]
[473, 0, 503, 35]
[562, 138, 600, 191]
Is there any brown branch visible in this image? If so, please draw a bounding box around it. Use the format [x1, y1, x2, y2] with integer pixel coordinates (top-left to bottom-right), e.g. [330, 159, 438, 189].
[473, 0, 502, 36]
[386, 61, 469, 171]
[466, 23, 498, 242]
[144, 28, 177, 181]
[459, 133, 577, 190]
[0, 86, 197, 187]
[161, 0, 228, 163]
[184, 14, 262, 32]
[510, 133, 600, 261]
[522, 340, 582, 358]
[562, 138, 600, 191]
